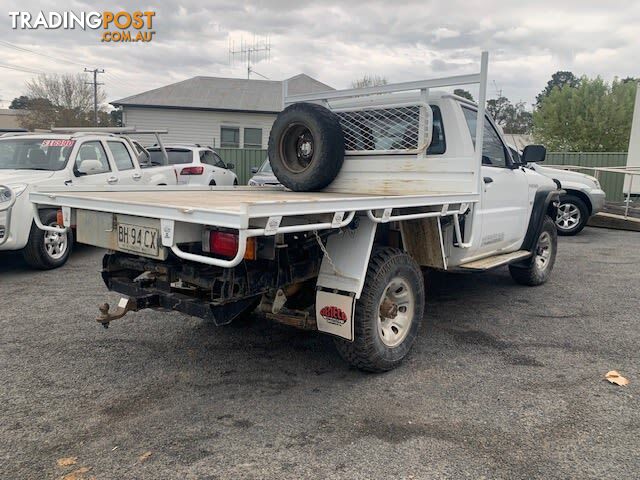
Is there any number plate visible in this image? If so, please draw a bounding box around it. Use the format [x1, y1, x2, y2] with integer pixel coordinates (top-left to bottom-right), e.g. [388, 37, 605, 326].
[117, 223, 160, 256]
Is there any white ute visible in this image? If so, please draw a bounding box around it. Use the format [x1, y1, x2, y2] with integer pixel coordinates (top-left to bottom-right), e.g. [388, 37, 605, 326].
[30, 53, 561, 371]
[0, 128, 177, 269]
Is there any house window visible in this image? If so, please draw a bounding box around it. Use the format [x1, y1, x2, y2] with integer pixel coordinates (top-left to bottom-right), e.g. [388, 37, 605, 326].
[220, 127, 240, 148]
[244, 128, 262, 149]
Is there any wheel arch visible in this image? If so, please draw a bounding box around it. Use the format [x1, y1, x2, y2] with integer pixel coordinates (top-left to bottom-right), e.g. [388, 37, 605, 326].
[522, 187, 560, 252]
[562, 189, 593, 215]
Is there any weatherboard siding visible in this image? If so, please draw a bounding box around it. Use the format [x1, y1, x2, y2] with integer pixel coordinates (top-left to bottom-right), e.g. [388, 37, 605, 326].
[122, 106, 276, 148]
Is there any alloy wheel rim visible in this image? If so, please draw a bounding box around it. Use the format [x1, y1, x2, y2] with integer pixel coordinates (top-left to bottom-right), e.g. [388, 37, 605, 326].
[44, 223, 68, 260]
[535, 231, 552, 271]
[378, 277, 414, 347]
[556, 202, 581, 230]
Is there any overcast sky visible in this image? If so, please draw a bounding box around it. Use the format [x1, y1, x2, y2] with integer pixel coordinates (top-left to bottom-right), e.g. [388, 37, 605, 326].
[1, 1, 638, 109]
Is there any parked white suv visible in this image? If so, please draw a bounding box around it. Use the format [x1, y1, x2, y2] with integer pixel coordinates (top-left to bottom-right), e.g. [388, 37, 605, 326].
[147, 145, 238, 186]
[509, 147, 606, 235]
[0, 132, 177, 269]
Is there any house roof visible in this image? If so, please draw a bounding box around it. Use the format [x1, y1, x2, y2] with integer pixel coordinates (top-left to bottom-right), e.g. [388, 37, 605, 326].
[111, 74, 333, 113]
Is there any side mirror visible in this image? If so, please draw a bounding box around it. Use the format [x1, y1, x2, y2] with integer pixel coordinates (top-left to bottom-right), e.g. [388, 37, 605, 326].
[226, 163, 235, 170]
[251, 167, 259, 174]
[521, 145, 546, 163]
[77, 159, 104, 175]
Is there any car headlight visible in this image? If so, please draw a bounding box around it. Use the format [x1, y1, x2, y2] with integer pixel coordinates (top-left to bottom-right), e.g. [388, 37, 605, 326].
[0, 184, 27, 204]
[248, 179, 258, 186]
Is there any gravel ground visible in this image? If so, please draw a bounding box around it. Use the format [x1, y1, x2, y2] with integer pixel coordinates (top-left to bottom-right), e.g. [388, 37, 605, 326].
[1, 227, 638, 479]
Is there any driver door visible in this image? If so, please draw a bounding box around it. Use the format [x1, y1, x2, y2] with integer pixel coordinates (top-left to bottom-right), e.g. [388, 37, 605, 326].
[461, 107, 529, 255]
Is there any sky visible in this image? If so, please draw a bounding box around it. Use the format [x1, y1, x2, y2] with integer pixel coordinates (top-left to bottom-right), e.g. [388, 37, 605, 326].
[0, 0, 639, 109]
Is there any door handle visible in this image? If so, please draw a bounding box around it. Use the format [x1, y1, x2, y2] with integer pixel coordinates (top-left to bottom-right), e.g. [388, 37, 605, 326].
[483, 177, 494, 184]
[132, 172, 142, 180]
[107, 176, 119, 184]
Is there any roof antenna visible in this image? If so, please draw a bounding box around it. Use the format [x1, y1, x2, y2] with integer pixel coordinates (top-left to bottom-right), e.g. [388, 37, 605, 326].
[229, 35, 271, 79]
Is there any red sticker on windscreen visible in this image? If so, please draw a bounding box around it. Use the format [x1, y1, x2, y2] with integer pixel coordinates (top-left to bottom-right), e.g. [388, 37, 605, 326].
[41, 139, 75, 147]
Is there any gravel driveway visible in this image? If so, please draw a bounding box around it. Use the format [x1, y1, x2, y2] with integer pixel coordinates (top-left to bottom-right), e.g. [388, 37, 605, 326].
[1, 227, 638, 479]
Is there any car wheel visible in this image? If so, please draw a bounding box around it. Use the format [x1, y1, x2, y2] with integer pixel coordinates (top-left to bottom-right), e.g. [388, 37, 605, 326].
[555, 194, 589, 236]
[334, 247, 424, 372]
[22, 209, 73, 270]
[509, 216, 557, 286]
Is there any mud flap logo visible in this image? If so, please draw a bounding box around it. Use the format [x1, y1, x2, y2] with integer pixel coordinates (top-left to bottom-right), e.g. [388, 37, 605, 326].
[316, 290, 355, 341]
[319, 305, 347, 326]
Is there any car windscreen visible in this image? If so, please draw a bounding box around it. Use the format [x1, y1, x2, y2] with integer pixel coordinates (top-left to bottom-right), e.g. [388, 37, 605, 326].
[259, 159, 272, 173]
[0, 138, 74, 171]
[148, 148, 192, 165]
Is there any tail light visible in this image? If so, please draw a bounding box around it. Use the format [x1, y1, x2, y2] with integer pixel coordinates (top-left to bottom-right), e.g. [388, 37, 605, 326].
[180, 166, 204, 175]
[204, 230, 256, 260]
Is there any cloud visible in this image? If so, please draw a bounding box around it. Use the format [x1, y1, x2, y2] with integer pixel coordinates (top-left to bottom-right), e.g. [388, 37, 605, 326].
[0, 0, 639, 108]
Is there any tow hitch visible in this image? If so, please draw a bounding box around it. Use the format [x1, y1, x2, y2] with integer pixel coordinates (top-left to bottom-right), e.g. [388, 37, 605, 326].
[97, 297, 138, 328]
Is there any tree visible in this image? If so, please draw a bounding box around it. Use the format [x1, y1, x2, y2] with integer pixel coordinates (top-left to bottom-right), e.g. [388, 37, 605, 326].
[351, 75, 388, 89]
[533, 76, 637, 151]
[9, 95, 30, 109]
[536, 71, 579, 106]
[18, 73, 113, 130]
[486, 96, 533, 134]
[453, 89, 474, 101]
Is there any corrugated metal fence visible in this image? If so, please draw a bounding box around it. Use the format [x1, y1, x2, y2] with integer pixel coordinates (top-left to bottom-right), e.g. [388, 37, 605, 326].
[546, 152, 628, 201]
[214, 148, 629, 201]
[216, 148, 267, 185]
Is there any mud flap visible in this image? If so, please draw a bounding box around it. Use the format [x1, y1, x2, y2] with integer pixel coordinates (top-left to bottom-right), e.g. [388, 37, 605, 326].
[315, 289, 355, 341]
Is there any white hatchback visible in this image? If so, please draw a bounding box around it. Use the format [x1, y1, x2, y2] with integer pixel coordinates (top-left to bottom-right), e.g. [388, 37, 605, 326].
[147, 145, 238, 186]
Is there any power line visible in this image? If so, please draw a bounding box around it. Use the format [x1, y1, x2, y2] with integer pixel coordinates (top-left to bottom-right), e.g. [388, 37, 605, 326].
[0, 63, 45, 75]
[0, 39, 89, 68]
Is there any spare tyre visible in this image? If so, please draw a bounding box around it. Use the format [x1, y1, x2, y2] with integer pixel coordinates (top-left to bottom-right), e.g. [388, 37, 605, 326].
[268, 102, 345, 191]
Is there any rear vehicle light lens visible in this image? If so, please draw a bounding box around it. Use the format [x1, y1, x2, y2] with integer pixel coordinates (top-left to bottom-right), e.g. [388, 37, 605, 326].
[209, 231, 238, 257]
[56, 210, 64, 226]
[180, 166, 204, 175]
[205, 231, 257, 260]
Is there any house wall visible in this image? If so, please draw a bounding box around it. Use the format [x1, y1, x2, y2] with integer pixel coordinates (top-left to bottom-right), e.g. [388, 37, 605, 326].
[122, 106, 276, 148]
[0, 109, 27, 129]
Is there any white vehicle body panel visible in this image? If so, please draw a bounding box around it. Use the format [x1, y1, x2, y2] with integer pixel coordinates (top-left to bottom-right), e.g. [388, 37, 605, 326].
[530, 163, 606, 214]
[147, 145, 237, 187]
[0, 133, 177, 252]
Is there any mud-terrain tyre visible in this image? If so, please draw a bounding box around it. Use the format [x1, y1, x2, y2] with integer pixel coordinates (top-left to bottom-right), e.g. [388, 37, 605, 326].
[509, 216, 557, 286]
[22, 209, 73, 270]
[268, 102, 344, 191]
[555, 194, 589, 236]
[334, 248, 425, 372]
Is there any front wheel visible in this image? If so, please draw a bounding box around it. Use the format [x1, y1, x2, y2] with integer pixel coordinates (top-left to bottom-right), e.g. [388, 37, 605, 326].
[334, 248, 425, 372]
[509, 216, 557, 286]
[555, 194, 589, 236]
[22, 209, 73, 270]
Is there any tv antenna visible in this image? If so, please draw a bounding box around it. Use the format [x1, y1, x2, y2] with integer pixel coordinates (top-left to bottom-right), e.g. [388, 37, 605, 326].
[229, 36, 271, 80]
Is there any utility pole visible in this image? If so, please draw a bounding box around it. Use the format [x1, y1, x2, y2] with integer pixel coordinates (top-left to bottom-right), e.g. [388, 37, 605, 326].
[84, 68, 104, 126]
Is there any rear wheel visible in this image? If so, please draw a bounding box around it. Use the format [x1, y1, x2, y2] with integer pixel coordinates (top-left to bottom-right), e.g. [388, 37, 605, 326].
[22, 209, 73, 270]
[334, 248, 424, 372]
[555, 194, 589, 236]
[509, 216, 557, 286]
[268, 102, 344, 191]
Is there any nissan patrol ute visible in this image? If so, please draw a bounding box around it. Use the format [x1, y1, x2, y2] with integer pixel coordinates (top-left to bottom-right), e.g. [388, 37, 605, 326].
[29, 53, 560, 371]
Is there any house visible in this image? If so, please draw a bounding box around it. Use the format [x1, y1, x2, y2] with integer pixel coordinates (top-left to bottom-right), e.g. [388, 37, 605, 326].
[111, 74, 333, 149]
[0, 109, 28, 131]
